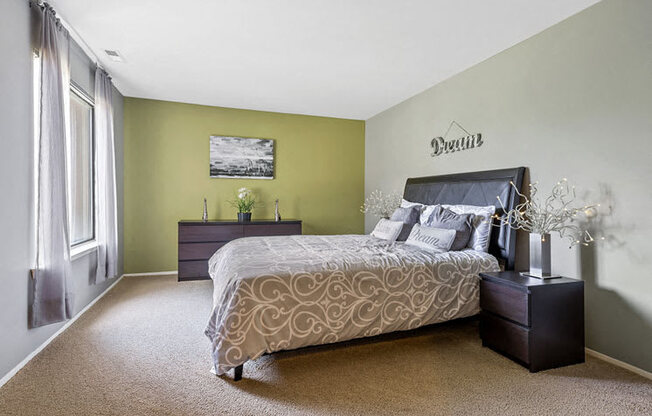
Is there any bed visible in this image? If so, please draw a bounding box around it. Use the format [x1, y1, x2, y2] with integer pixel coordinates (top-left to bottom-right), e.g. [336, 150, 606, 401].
[205, 167, 525, 380]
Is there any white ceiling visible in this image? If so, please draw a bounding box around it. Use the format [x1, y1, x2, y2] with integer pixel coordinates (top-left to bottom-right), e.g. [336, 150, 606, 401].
[51, 0, 600, 120]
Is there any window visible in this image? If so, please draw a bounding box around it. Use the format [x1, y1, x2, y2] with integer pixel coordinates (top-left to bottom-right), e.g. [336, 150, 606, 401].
[68, 85, 95, 246]
[33, 50, 97, 256]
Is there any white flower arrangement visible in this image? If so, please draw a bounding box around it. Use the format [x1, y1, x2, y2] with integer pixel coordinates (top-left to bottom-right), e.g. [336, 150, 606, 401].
[229, 187, 256, 213]
[237, 187, 249, 199]
[360, 189, 402, 219]
[494, 178, 601, 247]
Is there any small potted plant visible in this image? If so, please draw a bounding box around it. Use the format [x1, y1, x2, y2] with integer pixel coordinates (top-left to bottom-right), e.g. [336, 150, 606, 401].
[230, 187, 256, 222]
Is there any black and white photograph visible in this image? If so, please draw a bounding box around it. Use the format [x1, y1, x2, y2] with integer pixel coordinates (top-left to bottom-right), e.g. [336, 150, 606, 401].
[209, 136, 274, 179]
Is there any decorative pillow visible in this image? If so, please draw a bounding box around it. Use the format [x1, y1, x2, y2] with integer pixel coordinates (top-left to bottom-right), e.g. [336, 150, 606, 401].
[405, 224, 456, 253]
[370, 218, 404, 243]
[423, 205, 475, 251]
[389, 206, 420, 241]
[442, 204, 496, 252]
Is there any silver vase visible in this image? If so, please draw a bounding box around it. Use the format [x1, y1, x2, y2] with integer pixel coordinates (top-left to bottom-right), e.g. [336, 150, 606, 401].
[521, 233, 560, 279]
[274, 199, 281, 222]
[202, 198, 208, 222]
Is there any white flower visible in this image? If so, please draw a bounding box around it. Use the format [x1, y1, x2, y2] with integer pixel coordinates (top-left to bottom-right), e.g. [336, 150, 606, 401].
[237, 187, 251, 199]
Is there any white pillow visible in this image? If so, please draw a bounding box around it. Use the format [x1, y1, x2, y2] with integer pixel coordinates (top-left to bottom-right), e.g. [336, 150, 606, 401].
[400, 199, 423, 209]
[370, 219, 404, 242]
[404, 224, 456, 253]
[420, 204, 439, 225]
[441, 204, 496, 252]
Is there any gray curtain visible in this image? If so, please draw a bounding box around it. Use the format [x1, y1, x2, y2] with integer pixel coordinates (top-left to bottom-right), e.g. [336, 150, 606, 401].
[94, 68, 118, 283]
[30, 3, 73, 328]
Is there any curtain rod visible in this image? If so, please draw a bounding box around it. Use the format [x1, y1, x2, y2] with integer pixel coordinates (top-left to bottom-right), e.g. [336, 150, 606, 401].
[30, 0, 109, 74]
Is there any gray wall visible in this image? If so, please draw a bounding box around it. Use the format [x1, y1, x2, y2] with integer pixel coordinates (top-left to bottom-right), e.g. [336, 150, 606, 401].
[366, 0, 652, 372]
[0, 0, 124, 382]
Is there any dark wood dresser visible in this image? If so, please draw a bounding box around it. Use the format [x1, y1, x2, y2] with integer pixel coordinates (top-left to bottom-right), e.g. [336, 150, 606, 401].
[177, 220, 302, 282]
[479, 271, 584, 372]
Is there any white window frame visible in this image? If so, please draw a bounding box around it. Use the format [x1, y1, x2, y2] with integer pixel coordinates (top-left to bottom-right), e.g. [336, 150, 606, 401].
[68, 82, 98, 260]
[33, 50, 41, 265]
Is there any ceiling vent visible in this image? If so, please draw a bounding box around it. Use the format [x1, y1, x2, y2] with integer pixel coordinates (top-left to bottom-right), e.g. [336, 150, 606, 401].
[104, 49, 124, 62]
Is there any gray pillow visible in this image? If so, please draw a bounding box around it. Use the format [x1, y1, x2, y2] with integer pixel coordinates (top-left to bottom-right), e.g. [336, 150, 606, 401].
[389, 206, 420, 241]
[424, 205, 475, 251]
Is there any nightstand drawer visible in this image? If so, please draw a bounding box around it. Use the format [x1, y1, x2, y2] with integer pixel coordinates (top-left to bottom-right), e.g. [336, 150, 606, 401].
[480, 279, 529, 326]
[480, 312, 530, 364]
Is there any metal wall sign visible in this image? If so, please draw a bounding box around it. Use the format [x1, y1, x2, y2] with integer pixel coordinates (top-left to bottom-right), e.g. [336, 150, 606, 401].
[430, 121, 483, 157]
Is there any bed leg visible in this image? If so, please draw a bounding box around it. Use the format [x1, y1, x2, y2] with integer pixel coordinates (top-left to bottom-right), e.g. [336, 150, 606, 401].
[233, 364, 243, 381]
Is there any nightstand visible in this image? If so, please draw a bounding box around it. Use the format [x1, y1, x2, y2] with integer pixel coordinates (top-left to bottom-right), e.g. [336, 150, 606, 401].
[479, 271, 585, 372]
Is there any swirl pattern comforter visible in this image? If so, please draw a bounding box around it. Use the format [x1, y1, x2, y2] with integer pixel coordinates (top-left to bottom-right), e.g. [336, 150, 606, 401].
[205, 234, 499, 375]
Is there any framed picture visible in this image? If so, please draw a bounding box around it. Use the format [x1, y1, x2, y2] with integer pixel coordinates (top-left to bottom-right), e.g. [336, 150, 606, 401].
[209, 135, 274, 179]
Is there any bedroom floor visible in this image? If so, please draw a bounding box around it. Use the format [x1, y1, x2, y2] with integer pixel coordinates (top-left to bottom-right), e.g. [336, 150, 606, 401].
[0, 276, 650, 416]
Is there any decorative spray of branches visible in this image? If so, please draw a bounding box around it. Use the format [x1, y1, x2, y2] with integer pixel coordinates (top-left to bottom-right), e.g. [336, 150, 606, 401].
[361, 190, 402, 219]
[494, 179, 602, 247]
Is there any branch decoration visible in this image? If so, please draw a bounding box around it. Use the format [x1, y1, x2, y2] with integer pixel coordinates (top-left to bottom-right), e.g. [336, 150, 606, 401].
[361, 190, 402, 219]
[494, 179, 602, 247]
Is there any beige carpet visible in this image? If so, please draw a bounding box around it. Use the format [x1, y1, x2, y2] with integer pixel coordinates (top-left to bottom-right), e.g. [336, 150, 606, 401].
[1, 276, 650, 416]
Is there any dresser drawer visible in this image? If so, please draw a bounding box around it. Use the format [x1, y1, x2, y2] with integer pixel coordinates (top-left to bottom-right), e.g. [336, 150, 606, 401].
[244, 223, 301, 237]
[178, 225, 243, 242]
[178, 242, 227, 261]
[481, 312, 530, 364]
[178, 221, 302, 282]
[178, 260, 209, 279]
[480, 279, 529, 326]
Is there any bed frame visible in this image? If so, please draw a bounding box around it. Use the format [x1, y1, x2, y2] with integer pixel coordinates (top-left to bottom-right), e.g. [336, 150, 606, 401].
[231, 166, 525, 381]
[403, 167, 525, 271]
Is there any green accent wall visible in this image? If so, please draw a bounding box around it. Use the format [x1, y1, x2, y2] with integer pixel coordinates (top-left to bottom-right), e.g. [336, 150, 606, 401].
[124, 98, 365, 273]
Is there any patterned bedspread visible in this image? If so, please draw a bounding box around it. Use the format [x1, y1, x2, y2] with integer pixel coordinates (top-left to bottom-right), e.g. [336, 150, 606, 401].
[204, 234, 499, 375]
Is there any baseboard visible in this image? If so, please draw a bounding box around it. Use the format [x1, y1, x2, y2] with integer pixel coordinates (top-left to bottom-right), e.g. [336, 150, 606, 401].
[0, 274, 125, 389]
[122, 270, 177, 277]
[586, 348, 652, 381]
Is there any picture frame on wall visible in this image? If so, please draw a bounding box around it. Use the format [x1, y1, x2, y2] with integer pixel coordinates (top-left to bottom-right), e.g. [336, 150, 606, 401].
[209, 135, 275, 179]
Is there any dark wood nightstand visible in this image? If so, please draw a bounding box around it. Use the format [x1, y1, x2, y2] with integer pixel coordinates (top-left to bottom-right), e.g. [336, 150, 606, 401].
[479, 271, 585, 372]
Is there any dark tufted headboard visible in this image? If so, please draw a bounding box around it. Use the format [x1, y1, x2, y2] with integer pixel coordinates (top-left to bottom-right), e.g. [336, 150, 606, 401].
[403, 167, 525, 270]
